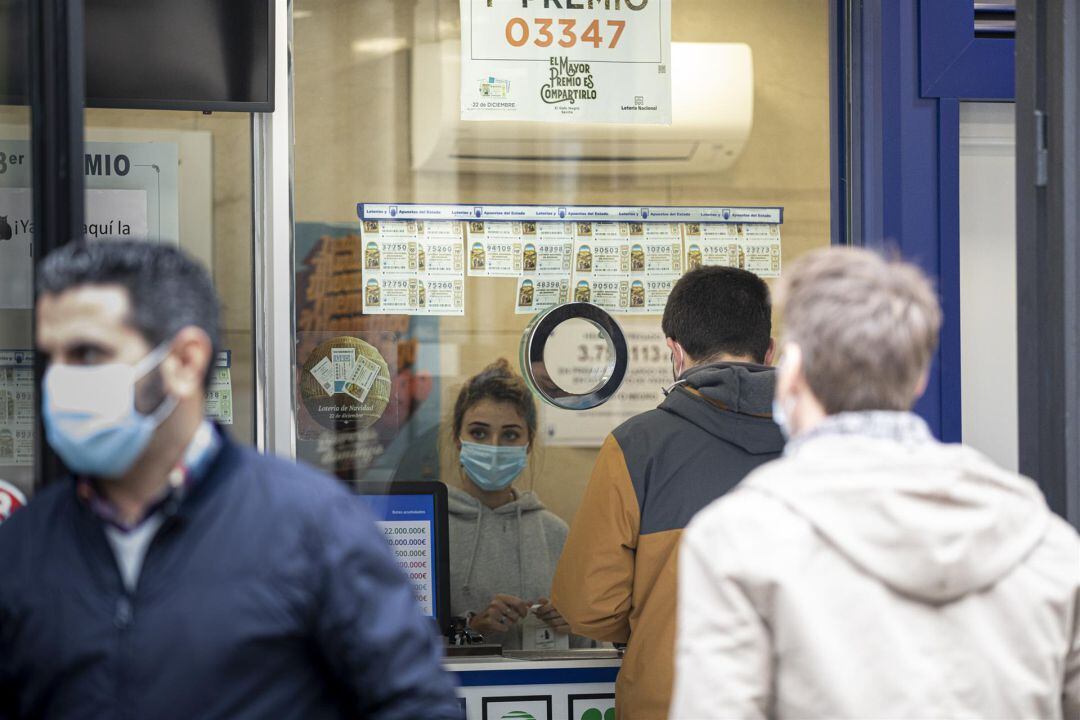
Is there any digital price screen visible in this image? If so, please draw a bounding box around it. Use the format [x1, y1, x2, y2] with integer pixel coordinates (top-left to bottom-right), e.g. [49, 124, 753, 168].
[358, 493, 438, 618]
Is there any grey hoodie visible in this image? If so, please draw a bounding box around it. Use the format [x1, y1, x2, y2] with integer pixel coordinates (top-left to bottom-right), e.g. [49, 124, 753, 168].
[447, 485, 576, 650]
[672, 412, 1080, 719]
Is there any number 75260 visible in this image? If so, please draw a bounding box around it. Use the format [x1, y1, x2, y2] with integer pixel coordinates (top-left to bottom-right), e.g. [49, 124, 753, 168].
[505, 17, 627, 49]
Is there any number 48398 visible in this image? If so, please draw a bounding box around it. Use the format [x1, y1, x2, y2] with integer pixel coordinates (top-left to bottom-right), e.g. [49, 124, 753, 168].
[505, 17, 626, 49]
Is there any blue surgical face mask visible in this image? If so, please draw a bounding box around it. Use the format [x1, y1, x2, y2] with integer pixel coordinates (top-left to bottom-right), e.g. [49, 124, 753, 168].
[43, 342, 178, 479]
[459, 441, 528, 492]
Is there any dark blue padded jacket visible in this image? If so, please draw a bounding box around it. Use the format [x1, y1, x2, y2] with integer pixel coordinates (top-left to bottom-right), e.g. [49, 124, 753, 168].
[0, 432, 462, 719]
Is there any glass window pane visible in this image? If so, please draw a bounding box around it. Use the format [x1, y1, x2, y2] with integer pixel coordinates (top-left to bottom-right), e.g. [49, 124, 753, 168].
[0, 0, 35, 515]
[82, 108, 256, 445]
[292, 0, 831, 643]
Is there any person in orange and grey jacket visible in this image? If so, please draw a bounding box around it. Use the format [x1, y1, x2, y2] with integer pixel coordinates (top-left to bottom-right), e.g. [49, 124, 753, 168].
[551, 266, 785, 719]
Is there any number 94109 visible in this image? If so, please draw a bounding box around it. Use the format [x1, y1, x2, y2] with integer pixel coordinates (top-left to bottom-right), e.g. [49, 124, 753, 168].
[505, 17, 626, 49]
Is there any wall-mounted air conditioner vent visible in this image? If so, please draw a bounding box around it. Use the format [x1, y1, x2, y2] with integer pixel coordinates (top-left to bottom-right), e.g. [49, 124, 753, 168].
[411, 40, 754, 176]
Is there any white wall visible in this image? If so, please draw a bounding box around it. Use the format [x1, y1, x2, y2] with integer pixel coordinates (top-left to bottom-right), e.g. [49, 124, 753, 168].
[959, 102, 1018, 471]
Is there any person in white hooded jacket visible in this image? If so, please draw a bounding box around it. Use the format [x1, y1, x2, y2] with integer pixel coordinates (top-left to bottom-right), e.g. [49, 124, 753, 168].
[671, 247, 1080, 720]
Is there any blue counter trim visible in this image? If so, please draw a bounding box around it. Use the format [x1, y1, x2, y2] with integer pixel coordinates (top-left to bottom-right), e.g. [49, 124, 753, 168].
[454, 667, 620, 688]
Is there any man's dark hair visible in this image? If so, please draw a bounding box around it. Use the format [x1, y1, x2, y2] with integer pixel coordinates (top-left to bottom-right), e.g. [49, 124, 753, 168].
[37, 241, 221, 386]
[661, 266, 772, 364]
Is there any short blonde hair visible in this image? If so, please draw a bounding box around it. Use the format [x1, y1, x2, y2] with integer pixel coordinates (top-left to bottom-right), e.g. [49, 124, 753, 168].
[777, 247, 942, 413]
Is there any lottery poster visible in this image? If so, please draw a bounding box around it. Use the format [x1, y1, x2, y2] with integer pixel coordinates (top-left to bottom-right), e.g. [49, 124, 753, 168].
[418, 220, 466, 275]
[360, 219, 465, 316]
[741, 223, 783, 278]
[356, 205, 783, 319]
[515, 220, 574, 315]
[460, 0, 672, 125]
[515, 276, 571, 315]
[685, 222, 782, 278]
[203, 351, 234, 425]
[624, 221, 681, 314]
[466, 221, 525, 277]
[571, 221, 683, 314]
[0, 351, 34, 468]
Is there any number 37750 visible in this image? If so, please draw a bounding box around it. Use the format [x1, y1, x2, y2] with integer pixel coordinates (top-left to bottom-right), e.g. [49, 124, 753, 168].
[505, 17, 627, 49]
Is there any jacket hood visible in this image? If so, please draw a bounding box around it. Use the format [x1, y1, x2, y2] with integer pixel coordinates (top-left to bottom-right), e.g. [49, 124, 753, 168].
[447, 485, 548, 519]
[749, 420, 1051, 604]
[661, 362, 783, 455]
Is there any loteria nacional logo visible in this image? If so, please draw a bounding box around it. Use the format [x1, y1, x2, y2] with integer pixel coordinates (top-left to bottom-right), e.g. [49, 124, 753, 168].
[580, 710, 615, 720]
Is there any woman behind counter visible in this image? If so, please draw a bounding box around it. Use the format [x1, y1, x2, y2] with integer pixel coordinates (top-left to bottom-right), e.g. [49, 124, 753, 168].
[448, 359, 580, 650]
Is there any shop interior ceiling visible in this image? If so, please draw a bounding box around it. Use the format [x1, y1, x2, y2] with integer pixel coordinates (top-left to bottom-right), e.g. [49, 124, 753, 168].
[294, 1, 758, 176]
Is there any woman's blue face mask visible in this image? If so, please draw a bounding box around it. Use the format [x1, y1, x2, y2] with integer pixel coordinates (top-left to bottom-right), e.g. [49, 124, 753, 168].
[459, 441, 528, 491]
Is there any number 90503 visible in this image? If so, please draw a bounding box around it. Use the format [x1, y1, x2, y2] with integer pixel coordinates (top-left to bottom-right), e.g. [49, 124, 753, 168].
[505, 17, 626, 49]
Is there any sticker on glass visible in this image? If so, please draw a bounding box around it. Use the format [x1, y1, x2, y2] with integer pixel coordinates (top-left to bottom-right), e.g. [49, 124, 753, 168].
[467, 221, 524, 277]
[515, 277, 570, 315]
[572, 278, 628, 311]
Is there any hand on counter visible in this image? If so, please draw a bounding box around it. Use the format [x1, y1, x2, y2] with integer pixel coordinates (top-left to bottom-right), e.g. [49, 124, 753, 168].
[470, 594, 530, 635]
[533, 597, 572, 636]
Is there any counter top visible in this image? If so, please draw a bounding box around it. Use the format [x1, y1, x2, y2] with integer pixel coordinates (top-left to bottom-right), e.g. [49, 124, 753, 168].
[446, 654, 621, 673]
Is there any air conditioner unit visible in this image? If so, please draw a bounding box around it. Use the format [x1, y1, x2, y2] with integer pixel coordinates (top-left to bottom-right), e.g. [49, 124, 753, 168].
[411, 40, 754, 175]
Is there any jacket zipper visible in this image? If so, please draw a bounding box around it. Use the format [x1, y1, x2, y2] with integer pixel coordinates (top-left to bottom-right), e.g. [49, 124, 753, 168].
[110, 515, 177, 720]
[114, 592, 135, 720]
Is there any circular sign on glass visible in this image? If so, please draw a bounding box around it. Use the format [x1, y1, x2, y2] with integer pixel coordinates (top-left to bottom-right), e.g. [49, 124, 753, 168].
[519, 302, 629, 411]
[300, 337, 392, 431]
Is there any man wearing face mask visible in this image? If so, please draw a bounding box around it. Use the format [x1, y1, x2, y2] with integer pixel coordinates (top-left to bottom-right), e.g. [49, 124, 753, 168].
[670, 248, 1080, 719]
[0, 241, 462, 720]
[552, 266, 785, 719]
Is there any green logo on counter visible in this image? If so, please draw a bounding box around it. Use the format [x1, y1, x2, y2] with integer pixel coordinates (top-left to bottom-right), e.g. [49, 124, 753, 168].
[580, 709, 615, 720]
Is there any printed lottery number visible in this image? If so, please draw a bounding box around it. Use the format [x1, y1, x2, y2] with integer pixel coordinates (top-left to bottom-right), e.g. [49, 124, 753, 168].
[578, 343, 612, 363]
[631, 344, 665, 363]
[505, 18, 626, 49]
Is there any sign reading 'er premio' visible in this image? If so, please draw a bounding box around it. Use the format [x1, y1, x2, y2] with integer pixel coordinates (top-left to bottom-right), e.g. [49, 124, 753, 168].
[460, 0, 672, 124]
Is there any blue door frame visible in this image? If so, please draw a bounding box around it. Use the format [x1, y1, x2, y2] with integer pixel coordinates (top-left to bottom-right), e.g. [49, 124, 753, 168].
[836, 0, 1014, 441]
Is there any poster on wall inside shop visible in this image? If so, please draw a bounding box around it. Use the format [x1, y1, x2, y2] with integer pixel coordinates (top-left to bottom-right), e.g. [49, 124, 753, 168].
[0, 139, 180, 309]
[460, 0, 672, 124]
[360, 219, 466, 316]
[0, 351, 34, 467]
[540, 319, 670, 447]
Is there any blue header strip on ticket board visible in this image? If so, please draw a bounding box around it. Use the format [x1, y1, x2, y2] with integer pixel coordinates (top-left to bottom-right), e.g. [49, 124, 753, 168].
[358, 203, 784, 224]
[0, 350, 33, 368]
